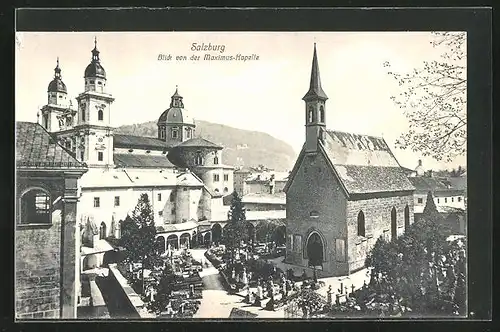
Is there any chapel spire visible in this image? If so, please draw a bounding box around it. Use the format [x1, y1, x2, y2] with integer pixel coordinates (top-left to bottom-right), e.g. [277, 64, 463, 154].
[303, 43, 328, 101]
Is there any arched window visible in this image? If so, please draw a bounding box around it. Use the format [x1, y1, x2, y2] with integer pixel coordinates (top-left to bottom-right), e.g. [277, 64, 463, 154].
[224, 187, 229, 193]
[43, 114, 49, 129]
[97, 109, 103, 121]
[404, 205, 410, 230]
[172, 128, 179, 139]
[320, 105, 325, 123]
[99, 222, 107, 239]
[214, 156, 219, 165]
[308, 106, 314, 123]
[160, 128, 165, 139]
[194, 152, 203, 166]
[20, 188, 51, 224]
[391, 207, 397, 240]
[357, 211, 365, 237]
[185, 128, 191, 139]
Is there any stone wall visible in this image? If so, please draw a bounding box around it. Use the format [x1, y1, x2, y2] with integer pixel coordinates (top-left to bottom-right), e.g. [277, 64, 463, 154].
[346, 193, 414, 272]
[285, 152, 349, 277]
[15, 175, 65, 319]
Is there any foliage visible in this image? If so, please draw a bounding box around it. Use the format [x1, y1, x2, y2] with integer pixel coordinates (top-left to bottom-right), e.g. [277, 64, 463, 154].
[296, 288, 327, 317]
[147, 264, 176, 314]
[119, 193, 163, 294]
[222, 191, 249, 253]
[255, 219, 286, 244]
[384, 32, 466, 162]
[364, 212, 466, 316]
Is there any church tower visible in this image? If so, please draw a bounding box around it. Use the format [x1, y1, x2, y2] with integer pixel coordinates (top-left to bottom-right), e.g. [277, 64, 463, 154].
[75, 38, 115, 167]
[303, 43, 328, 153]
[40, 58, 76, 133]
[157, 86, 196, 144]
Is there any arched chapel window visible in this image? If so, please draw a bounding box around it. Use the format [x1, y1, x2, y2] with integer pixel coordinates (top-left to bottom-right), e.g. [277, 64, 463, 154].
[98, 110, 103, 121]
[357, 211, 365, 237]
[308, 107, 314, 123]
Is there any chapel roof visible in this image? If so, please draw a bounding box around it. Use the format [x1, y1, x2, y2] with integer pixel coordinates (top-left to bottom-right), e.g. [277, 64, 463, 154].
[114, 153, 176, 168]
[173, 137, 223, 149]
[113, 134, 175, 150]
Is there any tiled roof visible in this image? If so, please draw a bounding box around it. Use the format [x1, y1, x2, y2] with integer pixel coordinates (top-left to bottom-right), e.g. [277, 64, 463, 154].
[321, 130, 414, 195]
[174, 137, 223, 149]
[408, 176, 449, 194]
[333, 165, 415, 195]
[16, 121, 85, 169]
[114, 153, 175, 168]
[113, 134, 175, 150]
[176, 172, 204, 187]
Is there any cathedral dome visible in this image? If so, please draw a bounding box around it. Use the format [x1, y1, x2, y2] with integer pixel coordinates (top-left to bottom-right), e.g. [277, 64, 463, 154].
[84, 61, 106, 79]
[157, 87, 195, 126]
[157, 107, 195, 126]
[48, 78, 67, 93]
[84, 38, 106, 79]
[47, 58, 67, 93]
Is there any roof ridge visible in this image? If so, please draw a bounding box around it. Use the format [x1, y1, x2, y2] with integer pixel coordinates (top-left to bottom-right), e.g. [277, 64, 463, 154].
[326, 129, 385, 140]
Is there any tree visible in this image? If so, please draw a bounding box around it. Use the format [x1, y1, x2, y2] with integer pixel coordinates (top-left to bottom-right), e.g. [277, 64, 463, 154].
[147, 263, 176, 314]
[222, 191, 248, 258]
[119, 193, 163, 295]
[384, 32, 466, 162]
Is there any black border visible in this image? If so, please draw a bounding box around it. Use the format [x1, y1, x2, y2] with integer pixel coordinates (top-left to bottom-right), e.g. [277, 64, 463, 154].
[6, 6, 494, 332]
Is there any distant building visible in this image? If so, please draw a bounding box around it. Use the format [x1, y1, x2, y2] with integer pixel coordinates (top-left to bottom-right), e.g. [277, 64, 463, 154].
[15, 122, 87, 319]
[408, 176, 466, 214]
[284, 44, 415, 277]
[415, 159, 425, 176]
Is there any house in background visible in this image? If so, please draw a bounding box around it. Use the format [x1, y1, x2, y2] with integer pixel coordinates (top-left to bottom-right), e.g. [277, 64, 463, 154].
[15, 121, 87, 319]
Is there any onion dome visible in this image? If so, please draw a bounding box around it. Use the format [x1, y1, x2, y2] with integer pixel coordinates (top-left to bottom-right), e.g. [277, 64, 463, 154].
[84, 37, 106, 79]
[47, 58, 67, 93]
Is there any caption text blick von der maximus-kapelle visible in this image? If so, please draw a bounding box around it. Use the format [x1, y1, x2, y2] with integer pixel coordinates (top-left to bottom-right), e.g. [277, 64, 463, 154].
[158, 43, 260, 62]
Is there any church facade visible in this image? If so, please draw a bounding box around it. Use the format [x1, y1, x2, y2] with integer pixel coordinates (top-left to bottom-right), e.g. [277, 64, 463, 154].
[39, 39, 234, 259]
[284, 44, 415, 277]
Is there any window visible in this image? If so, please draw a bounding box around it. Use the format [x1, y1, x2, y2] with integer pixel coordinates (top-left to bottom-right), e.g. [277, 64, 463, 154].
[214, 156, 219, 165]
[444, 198, 448, 203]
[417, 198, 423, 204]
[114, 196, 120, 207]
[80, 150, 85, 160]
[98, 152, 103, 161]
[20, 189, 51, 224]
[158, 193, 162, 201]
[335, 239, 345, 262]
[171, 208, 175, 215]
[183, 188, 187, 191]
[94, 197, 100, 208]
[43, 114, 49, 129]
[159, 211, 163, 216]
[214, 188, 220, 194]
[458, 197, 462, 202]
[224, 187, 229, 193]
[437, 198, 440, 203]
[357, 211, 365, 237]
[213, 174, 220, 182]
[224, 174, 229, 181]
[90, 80, 95, 84]
[319, 106, 325, 122]
[451, 197, 454, 202]
[194, 153, 203, 166]
[169, 193, 175, 202]
[308, 106, 314, 123]
[82, 109, 86, 121]
[309, 210, 319, 218]
[98, 109, 103, 121]
[185, 128, 191, 139]
[172, 128, 178, 139]
[160, 128, 165, 139]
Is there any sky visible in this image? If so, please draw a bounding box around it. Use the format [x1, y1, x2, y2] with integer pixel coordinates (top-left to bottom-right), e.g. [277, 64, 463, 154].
[15, 31, 467, 171]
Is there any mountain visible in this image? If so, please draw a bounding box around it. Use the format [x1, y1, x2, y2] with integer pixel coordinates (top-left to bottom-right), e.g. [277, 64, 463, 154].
[114, 120, 297, 171]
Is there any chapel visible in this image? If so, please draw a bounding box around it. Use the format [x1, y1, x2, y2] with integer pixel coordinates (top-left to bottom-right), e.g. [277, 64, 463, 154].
[284, 44, 415, 277]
